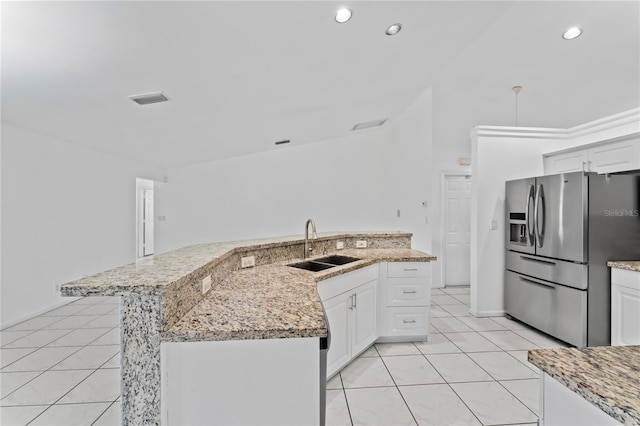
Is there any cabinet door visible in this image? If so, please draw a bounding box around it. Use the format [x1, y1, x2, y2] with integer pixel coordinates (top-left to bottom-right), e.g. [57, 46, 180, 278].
[543, 150, 588, 175]
[324, 293, 351, 378]
[352, 280, 378, 356]
[611, 284, 640, 346]
[588, 140, 640, 174]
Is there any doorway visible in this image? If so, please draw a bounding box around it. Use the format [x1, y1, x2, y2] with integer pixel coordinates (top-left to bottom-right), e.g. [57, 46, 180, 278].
[136, 178, 154, 258]
[442, 173, 472, 286]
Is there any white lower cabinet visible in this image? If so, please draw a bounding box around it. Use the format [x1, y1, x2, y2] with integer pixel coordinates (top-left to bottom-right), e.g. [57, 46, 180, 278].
[378, 262, 431, 341]
[319, 265, 378, 378]
[611, 268, 640, 346]
[161, 337, 319, 425]
[540, 373, 620, 426]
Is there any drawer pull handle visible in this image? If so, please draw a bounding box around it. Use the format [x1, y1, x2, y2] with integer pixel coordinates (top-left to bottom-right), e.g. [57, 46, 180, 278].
[404, 268, 419, 271]
[518, 276, 556, 290]
[403, 290, 418, 294]
[519, 255, 556, 266]
[403, 319, 417, 324]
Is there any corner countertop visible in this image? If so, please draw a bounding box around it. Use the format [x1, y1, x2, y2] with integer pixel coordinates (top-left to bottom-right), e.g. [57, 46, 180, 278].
[529, 346, 640, 426]
[608, 261, 640, 272]
[161, 248, 434, 342]
[60, 231, 420, 296]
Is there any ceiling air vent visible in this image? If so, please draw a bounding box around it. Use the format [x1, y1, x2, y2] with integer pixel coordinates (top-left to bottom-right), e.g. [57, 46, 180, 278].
[129, 92, 169, 105]
[352, 118, 387, 131]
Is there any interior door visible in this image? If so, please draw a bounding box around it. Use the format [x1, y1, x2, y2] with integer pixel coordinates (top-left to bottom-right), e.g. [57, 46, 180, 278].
[143, 189, 154, 256]
[535, 172, 586, 262]
[444, 175, 472, 285]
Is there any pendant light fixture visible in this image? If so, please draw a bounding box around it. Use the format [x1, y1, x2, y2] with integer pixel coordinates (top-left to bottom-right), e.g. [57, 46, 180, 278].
[512, 85, 522, 127]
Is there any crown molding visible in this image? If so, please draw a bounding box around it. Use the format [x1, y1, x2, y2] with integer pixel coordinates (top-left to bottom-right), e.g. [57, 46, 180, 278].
[470, 107, 640, 141]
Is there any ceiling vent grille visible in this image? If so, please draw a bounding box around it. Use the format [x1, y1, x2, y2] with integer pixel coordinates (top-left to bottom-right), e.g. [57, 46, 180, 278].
[352, 118, 387, 131]
[129, 92, 169, 105]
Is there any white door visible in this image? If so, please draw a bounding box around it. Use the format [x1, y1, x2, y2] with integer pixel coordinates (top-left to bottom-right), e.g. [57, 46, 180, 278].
[143, 189, 154, 256]
[444, 175, 471, 286]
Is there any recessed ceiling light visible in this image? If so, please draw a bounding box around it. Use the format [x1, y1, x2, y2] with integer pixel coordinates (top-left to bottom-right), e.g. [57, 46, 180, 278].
[562, 27, 582, 40]
[335, 8, 352, 23]
[129, 92, 169, 105]
[386, 24, 402, 36]
[352, 119, 387, 131]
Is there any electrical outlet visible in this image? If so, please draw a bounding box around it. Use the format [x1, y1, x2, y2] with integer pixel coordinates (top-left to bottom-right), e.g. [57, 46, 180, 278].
[241, 255, 256, 268]
[356, 240, 367, 248]
[201, 275, 212, 294]
[491, 220, 498, 230]
[336, 241, 344, 250]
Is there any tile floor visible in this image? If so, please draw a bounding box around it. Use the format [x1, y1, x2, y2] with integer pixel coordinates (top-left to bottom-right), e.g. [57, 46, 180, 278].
[0, 286, 567, 425]
[325, 286, 568, 426]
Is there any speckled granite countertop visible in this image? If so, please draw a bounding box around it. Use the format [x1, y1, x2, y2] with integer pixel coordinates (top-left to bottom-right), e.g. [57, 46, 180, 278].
[162, 248, 434, 342]
[60, 231, 416, 296]
[608, 261, 640, 272]
[529, 346, 640, 426]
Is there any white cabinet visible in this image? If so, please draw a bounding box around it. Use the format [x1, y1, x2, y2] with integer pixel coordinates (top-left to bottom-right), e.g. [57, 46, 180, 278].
[351, 280, 378, 355]
[540, 372, 621, 426]
[611, 268, 640, 346]
[544, 138, 640, 175]
[318, 265, 378, 378]
[378, 262, 431, 341]
[161, 338, 320, 425]
[543, 149, 589, 174]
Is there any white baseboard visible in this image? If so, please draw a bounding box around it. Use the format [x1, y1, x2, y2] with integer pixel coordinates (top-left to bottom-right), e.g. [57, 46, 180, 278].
[469, 309, 505, 318]
[1, 297, 80, 330]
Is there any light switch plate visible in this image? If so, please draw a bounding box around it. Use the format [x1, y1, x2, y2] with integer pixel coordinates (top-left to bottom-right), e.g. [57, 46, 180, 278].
[201, 275, 212, 294]
[356, 240, 367, 248]
[336, 241, 344, 250]
[241, 255, 256, 268]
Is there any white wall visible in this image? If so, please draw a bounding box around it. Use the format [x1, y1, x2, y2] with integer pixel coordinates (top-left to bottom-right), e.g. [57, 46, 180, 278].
[470, 130, 563, 316]
[155, 91, 436, 256]
[154, 129, 396, 254]
[386, 89, 434, 254]
[1, 123, 163, 327]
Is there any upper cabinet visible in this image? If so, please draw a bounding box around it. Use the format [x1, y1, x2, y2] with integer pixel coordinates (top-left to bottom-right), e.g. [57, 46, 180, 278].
[544, 137, 640, 175]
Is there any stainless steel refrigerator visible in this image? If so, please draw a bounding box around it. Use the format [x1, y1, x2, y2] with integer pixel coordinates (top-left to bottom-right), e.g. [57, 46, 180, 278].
[505, 171, 640, 347]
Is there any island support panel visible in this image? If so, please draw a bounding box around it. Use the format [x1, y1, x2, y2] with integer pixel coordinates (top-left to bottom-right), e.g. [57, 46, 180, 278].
[121, 295, 164, 426]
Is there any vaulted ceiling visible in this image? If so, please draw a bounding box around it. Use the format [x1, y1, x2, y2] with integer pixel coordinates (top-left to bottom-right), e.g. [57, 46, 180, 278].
[2, 1, 639, 169]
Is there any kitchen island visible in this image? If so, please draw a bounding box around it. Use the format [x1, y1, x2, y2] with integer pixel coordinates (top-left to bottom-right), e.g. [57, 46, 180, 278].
[529, 345, 640, 426]
[60, 231, 435, 425]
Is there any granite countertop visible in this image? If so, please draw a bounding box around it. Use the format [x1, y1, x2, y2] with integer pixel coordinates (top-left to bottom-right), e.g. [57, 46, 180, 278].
[608, 261, 640, 272]
[162, 248, 434, 342]
[60, 231, 415, 296]
[529, 346, 640, 425]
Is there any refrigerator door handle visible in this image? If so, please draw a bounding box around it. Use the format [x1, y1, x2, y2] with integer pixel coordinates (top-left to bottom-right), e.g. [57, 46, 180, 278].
[526, 184, 536, 246]
[534, 184, 545, 248]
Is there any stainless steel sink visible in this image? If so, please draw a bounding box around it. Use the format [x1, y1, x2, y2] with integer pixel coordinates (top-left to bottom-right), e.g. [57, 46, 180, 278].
[289, 255, 360, 272]
[313, 255, 359, 266]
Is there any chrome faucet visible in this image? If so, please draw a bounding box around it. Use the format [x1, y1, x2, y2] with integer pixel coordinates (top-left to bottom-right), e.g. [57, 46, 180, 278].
[304, 218, 317, 258]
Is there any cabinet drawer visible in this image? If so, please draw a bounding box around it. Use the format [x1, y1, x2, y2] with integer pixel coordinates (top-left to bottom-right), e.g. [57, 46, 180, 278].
[318, 264, 378, 301]
[387, 262, 431, 278]
[505, 270, 586, 347]
[385, 307, 429, 336]
[387, 278, 429, 306]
